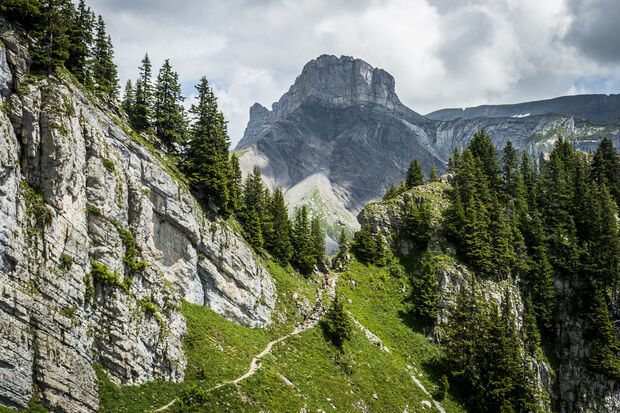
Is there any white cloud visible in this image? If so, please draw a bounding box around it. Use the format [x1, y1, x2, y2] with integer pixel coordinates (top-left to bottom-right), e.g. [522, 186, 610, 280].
[89, 0, 620, 145]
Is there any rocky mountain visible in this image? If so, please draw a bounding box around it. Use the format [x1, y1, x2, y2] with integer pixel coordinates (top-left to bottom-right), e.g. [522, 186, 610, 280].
[426, 94, 620, 124]
[0, 19, 275, 412]
[358, 181, 620, 412]
[236, 55, 620, 240]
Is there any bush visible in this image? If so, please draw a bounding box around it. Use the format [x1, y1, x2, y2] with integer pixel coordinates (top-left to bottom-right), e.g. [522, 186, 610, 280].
[178, 384, 209, 408]
[322, 295, 353, 349]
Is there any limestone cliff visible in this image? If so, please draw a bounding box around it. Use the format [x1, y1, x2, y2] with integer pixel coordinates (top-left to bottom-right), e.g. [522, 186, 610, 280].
[0, 21, 275, 412]
[358, 181, 620, 413]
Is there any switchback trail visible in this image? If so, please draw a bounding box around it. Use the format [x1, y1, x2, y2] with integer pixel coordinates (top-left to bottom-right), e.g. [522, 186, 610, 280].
[153, 274, 337, 412]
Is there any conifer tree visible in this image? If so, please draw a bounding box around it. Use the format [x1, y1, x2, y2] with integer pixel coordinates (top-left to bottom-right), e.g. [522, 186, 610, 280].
[268, 188, 292, 264]
[405, 158, 424, 188]
[1, 0, 42, 29]
[403, 198, 433, 248]
[290, 205, 314, 275]
[587, 281, 620, 378]
[92, 16, 118, 99]
[122, 80, 134, 117]
[154, 59, 186, 148]
[502, 140, 519, 198]
[228, 154, 243, 214]
[244, 208, 263, 252]
[31, 0, 73, 73]
[353, 224, 377, 264]
[310, 215, 326, 266]
[185, 76, 231, 214]
[469, 129, 501, 192]
[132, 53, 154, 133]
[411, 252, 439, 325]
[66, 0, 94, 85]
[430, 165, 439, 182]
[243, 167, 266, 219]
[591, 137, 620, 205]
[322, 295, 353, 349]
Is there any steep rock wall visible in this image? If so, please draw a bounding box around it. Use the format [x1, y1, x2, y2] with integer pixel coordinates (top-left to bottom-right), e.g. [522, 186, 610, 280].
[0, 24, 275, 412]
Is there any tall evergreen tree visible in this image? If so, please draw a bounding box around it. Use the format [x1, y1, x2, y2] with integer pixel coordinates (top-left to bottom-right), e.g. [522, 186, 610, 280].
[322, 295, 353, 349]
[122, 80, 134, 118]
[591, 137, 620, 206]
[405, 158, 424, 188]
[587, 281, 620, 378]
[290, 205, 314, 275]
[410, 252, 439, 325]
[132, 53, 154, 133]
[30, 0, 73, 73]
[430, 165, 439, 182]
[66, 0, 94, 85]
[92, 16, 118, 99]
[268, 188, 292, 264]
[228, 154, 243, 214]
[154, 59, 186, 148]
[185, 76, 231, 214]
[502, 140, 519, 198]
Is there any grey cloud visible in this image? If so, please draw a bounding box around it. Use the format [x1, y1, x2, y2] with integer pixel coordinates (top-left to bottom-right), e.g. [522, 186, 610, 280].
[564, 0, 620, 63]
[86, 0, 620, 145]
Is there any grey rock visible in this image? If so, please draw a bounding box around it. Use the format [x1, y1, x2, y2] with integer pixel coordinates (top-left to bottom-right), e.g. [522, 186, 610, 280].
[236, 55, 620, 245]
[0, 26, 275, 412]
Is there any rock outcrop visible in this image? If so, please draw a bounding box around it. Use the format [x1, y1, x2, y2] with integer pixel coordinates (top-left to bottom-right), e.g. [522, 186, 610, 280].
[0, 21, 275, 412]
[357, 182, 620, 413]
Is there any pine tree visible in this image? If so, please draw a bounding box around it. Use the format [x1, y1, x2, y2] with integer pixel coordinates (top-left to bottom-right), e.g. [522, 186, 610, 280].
[403, 198, 433, 248]
[244, 208, 263, 252]
[587, 281, 620, 378]
[185, 76, 231, 214]
[228, 154, 243, 214]
[322, 295, 353, 349]
[132, 53, 154, 133]
[1, 0, 42, 29]
[591, 137, 620, 205]
[30, 0, 73, 73]
[411, 252, 439, 325]
[430, 165, 439, 182]
[66, 0, 94, 85]
[310, 215, 326, 266]
[122, 80, 135, 117]
[268, 188, 292, 264]
[353, 224, 378, 264]
[469, 130, 501, 193]
[405, 158, 424, 188]
[243, 167, 266, 220]
[290, 205, 314, 275]
[154, 59, 186, 148]
[92, 16, 118, 99]
[502, 140, 519, 198]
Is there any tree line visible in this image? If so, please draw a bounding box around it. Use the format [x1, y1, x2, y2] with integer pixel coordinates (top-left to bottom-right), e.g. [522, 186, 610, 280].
[440, 132, 620, 409]
[2, 0, 119, 99]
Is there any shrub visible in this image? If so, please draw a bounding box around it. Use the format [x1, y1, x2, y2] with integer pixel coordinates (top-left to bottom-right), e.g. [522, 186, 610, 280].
[321, 295, 353, 350]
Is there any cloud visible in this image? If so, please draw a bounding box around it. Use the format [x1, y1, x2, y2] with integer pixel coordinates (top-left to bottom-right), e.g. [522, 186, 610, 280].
[87, 0, 620, 146]
[564, 0, 620, 63]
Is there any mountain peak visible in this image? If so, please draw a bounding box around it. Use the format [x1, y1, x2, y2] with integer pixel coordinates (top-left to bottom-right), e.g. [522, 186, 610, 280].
[238, 55, 405, 147]
[274, 54, 401, 113]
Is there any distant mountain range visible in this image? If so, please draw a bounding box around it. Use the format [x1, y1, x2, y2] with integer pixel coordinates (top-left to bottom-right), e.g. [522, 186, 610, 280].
[235, 55, 620, 243]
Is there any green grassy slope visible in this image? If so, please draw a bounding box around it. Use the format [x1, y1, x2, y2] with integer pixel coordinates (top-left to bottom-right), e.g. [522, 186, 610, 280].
[95, 258, 465, 413]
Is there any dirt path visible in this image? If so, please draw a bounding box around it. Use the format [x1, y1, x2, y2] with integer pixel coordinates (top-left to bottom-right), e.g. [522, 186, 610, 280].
[153, 274, 337, 412]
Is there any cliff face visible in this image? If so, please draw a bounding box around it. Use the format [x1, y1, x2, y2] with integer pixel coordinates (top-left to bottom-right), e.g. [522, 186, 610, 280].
[358, 182, 620, 413]
[0, 23, 275, 412]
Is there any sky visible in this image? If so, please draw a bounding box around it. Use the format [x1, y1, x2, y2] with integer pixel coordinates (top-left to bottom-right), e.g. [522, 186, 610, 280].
[89, 0, 620, 146]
